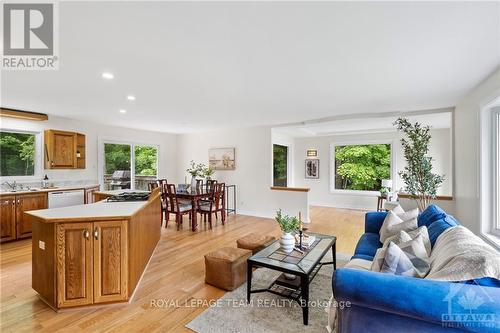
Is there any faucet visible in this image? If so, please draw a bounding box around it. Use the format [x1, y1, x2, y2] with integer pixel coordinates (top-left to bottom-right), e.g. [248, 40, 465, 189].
[2, 181, 17, 191]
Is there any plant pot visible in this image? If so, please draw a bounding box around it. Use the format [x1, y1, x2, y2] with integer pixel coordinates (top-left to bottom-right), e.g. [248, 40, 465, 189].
[280, 232, 295, 254]
[191, 176, 197, 189]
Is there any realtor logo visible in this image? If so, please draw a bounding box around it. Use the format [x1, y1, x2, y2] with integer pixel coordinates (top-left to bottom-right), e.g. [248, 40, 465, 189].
[2, 2, 59, 70]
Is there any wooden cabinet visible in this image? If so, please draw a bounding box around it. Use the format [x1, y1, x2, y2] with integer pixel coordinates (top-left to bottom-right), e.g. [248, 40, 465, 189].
[84, 186, 100, 204]
[16, 193, 48, 239]
[44, 130, 86, 169]
[0, 193, 47, 242]
[93, 221, 128, 303]
[0, 196, 17, 242]
[55, 220, 128, 308]
[56, 222, 93, 307]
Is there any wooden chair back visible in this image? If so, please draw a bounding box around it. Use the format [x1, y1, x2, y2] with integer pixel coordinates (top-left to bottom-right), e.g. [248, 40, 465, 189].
[205, 179, 217, 192]
[164, 183, 179, 213]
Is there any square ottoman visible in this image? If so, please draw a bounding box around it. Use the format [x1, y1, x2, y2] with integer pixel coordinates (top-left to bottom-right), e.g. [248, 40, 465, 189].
[236, 233, 276, 254]
[204, 247, 252, 291]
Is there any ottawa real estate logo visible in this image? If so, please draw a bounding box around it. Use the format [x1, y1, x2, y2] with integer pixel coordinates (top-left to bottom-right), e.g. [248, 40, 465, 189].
[2, 2, 59, 70]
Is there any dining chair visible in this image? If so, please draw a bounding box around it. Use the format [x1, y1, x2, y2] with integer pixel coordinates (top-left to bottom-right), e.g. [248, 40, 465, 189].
[150, 179, 168, 226]
[198, 182, 226, 229]
[165, 183, 193, 230]
[205, 179, 217, 192]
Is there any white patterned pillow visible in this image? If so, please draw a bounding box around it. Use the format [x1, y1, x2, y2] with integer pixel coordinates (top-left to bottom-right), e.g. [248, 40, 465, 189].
[380, 242, 418, 277]
[371, 231, 412, 272]
[381, 236, 430, 278]
[406, 226, 431, 256]
[379, 210, 418, 243]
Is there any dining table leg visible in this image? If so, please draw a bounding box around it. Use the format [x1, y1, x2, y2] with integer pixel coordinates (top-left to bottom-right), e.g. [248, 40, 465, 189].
[191, 197, 198, 231]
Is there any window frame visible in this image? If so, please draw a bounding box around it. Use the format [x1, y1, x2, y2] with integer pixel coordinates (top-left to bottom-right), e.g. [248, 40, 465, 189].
[98, 137, 160, 191]
[493, 108, 500, 235]
[330, 140, 395, 196]
[0, 128, 42, 181]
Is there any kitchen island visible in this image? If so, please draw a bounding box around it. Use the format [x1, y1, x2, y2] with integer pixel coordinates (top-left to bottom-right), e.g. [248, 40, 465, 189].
[25, 188, 161, 311]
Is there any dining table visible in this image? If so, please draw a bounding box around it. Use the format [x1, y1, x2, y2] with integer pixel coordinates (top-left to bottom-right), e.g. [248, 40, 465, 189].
[175, 187, 212, 231]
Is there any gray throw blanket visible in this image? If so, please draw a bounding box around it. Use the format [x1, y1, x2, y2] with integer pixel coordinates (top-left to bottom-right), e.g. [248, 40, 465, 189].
[426, 226, 500, 281]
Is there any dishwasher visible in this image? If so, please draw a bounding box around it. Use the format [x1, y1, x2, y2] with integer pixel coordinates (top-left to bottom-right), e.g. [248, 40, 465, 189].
[48, 189, 85, 208]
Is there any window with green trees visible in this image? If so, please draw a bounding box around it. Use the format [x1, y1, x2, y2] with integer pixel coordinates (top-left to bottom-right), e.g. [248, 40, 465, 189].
[0, 131, 36, 176]
[273, 144, 288, 187]
[333, 143, 391, 191]
[103, 142, 158, 190]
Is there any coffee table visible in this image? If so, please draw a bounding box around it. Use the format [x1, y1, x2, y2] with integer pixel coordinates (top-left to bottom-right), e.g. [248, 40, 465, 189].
[246, 232, 336, 325]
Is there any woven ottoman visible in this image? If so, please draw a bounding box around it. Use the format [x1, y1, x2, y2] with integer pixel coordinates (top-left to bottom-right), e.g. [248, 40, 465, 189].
[204, 247, 252, 291]
[236, 233, 276, 254]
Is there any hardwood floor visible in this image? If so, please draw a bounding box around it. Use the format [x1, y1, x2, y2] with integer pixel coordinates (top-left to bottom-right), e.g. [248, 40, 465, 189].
[0, 206, 364, 333]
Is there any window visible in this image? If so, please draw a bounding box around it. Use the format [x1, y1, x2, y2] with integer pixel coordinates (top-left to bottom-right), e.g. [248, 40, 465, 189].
[495, 109, 500, 232]
[134, 145, 158, 190]
[273, 144, 288, 186]
[0, 130, 36, 177]
[102, 141, 158, 191]
[332, 143, 391, 192]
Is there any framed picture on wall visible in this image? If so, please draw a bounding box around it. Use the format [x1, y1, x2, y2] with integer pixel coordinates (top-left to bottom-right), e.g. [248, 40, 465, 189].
[305, 159, 319, 179]
[209, 147, 236, 170]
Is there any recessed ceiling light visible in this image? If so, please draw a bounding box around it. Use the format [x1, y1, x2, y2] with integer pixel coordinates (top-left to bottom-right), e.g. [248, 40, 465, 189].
[119, 109, 127, 114]
[102, 72, 114, 79]
[127, 95, 136, 101]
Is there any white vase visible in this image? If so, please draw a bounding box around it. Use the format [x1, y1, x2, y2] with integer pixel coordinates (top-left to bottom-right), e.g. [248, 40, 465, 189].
[280, 232, 295, 254]
[191, 176, 197, 190]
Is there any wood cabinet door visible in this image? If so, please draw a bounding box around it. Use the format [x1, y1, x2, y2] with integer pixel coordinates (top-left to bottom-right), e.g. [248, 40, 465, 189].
[56, 223, 93, 307]
[16, 193, 48, 239]
[0, 196, 17, 242]
[46, 130, 77, 168]
[93, 220, 128, 303]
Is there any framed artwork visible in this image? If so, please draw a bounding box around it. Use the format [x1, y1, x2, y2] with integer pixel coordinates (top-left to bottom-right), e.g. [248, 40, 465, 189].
[209, 147, 235, 170]
[305, 159, 319, 179]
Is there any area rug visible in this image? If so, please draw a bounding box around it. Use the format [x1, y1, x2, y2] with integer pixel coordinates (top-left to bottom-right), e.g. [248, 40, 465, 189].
[186, 252, 350, 333]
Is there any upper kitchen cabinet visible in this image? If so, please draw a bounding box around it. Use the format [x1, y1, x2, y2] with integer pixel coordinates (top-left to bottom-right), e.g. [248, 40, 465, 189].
[44, 130, 86, 169]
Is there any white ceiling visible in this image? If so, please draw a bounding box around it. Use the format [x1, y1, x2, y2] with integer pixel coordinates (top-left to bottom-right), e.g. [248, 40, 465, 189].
[1, 1, 499, 133]
[272, 111, 452, 138]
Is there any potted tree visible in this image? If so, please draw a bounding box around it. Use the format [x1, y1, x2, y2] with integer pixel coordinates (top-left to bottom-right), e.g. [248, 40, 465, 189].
[394, 117, 445, 211]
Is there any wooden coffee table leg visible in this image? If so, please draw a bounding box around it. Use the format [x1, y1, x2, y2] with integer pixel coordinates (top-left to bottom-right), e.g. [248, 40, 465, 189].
[301, 275, 309, 325]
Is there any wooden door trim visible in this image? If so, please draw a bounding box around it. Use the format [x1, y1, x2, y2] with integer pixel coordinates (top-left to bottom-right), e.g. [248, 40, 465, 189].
[93, 220, 128, 303]
[56, 223, 93, 307]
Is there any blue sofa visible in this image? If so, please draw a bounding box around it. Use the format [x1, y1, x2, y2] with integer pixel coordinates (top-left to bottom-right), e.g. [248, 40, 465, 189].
[332, 205, 500, 333]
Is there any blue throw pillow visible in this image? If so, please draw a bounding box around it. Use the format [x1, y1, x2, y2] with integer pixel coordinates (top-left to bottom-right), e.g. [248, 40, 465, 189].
[418, 204, 447, 227]
[428, 216, 459, 247]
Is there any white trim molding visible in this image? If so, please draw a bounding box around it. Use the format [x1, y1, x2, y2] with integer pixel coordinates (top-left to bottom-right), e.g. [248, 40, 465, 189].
[479, 96, 500, 247]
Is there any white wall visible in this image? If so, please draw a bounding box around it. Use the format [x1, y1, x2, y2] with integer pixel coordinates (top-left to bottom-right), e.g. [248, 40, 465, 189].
[0, 115, 177, 184]
[292, 128, 453, 212]
[176, 126, 309, 221]
[454, 68, 500, 235]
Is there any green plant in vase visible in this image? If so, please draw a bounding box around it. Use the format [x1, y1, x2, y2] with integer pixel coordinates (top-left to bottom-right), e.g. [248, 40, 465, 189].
[275, 209, 300, 254]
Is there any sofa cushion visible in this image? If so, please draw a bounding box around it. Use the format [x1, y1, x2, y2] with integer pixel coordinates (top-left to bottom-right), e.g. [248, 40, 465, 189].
[354, 233, 381, 258]
[418, 204, 447, 227]
[427, 216, 458, 247]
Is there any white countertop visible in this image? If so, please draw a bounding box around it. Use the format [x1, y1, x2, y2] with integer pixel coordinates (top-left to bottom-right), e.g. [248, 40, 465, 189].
[25, 199, 149, 223]
[0, 184, 100, 196]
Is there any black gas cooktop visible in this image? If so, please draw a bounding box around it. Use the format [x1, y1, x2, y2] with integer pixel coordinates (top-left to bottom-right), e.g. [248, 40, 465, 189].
[105, 192, 150, 202]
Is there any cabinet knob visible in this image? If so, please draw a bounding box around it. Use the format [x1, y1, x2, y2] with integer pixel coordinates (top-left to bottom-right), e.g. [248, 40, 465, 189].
[16, 199, 20, 205]
[83, 230, 90, 239]
[93, 228, 98, 240]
